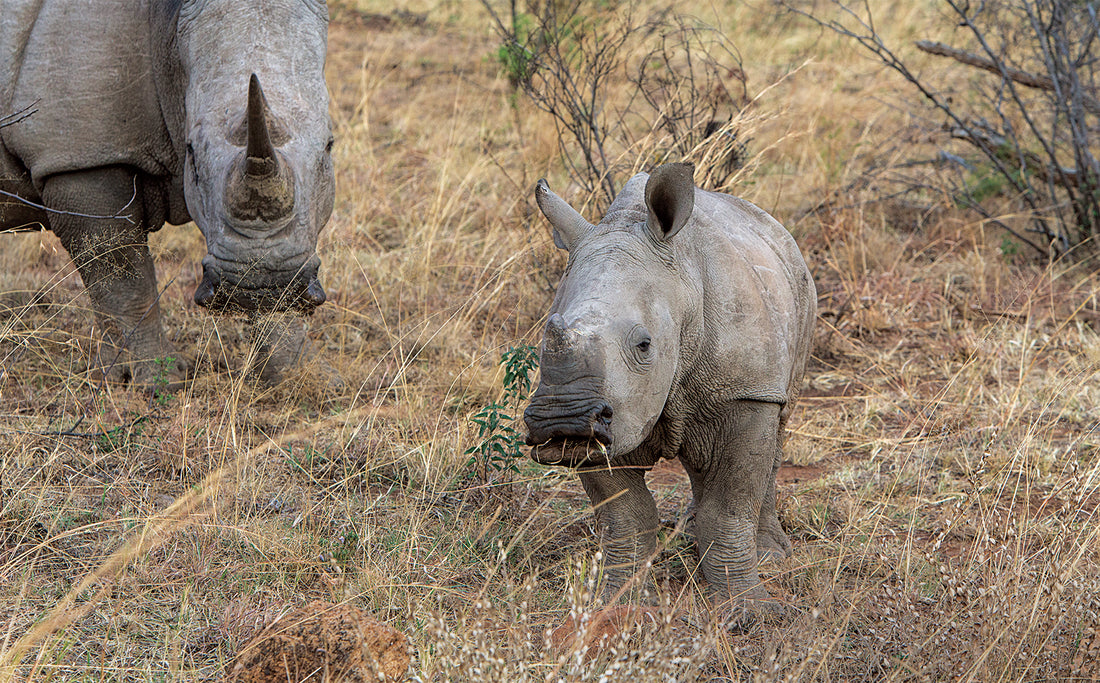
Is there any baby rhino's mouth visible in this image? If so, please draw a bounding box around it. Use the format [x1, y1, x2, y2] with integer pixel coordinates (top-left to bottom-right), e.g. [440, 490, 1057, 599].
[528, 438, 608, 467]
[523, 372, 613, 468]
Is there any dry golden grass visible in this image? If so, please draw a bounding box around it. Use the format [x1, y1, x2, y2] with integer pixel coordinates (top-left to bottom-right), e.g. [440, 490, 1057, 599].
[1, 0, 1099, 680]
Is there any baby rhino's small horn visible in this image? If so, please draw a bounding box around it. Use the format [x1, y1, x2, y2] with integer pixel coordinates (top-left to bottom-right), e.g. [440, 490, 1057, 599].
[544, 313, 570, 353]
[535, 180, 593, 251]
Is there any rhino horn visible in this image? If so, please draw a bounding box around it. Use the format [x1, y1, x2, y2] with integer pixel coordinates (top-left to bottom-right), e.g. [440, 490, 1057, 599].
[544, 313, 570, 353]
[538, 313, 605, 386]
[225, 74, 294, 223]
[535, 179, 593, 251]
[539, 313, 576, 384]
[644, 162, 695, 241]
[245, 74, 278, 178]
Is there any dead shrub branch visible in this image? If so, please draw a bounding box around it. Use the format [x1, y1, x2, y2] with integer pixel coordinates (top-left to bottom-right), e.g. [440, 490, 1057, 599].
[481, 0, 750, 209]
[785, 0, 1100, 262]
[916, 39, 1100, 113]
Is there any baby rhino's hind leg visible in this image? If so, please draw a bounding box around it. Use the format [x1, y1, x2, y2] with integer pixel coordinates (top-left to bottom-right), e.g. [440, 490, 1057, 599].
[756, 413, 791, 562]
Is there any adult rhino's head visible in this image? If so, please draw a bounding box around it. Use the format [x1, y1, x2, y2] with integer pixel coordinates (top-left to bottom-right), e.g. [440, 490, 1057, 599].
[177, 0, 334, 314]
[524, 163, 696, 467]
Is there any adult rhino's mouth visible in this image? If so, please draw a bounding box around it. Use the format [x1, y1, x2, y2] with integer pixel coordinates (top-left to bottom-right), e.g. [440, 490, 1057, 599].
[193, 261, 325, 314]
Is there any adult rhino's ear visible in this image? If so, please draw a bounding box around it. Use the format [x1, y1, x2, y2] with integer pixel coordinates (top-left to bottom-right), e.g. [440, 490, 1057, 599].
[535, 179, 594, 251]
[644, 162, 695, 242]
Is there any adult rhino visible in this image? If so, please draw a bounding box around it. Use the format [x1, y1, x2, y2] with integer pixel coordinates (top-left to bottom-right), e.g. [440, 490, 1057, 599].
[524, 163, 816, 617]
[0, 0, 335, 388]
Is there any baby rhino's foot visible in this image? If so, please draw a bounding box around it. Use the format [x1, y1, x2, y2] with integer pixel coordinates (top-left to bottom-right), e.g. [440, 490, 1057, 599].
[711, 592, 796, 632]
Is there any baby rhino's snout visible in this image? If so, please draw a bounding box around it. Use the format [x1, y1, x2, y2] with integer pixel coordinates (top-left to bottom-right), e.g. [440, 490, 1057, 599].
[524, 313, 615, 466]
[524, 397, 613, 448]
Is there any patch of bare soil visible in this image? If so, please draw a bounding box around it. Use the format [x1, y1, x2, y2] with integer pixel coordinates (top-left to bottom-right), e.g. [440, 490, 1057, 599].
[647, 450, 831, 488]
[777, 464, 828, 485]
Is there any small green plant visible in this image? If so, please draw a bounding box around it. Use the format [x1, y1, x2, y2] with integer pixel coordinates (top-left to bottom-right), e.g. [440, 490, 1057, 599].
[967, 170, 1006, 204]
[284, 442, 334, 475]
[320, 526, 361, 568]
[495, 12, 535, 89]
[150, 355, 177, 407]
[95, 416, 148, 453]
[465, 344, 539, 480]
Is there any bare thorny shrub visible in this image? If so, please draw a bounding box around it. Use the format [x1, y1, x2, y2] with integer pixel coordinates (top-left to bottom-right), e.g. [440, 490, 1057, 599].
[480, 0, 752, 209]
[785, 0, 1100, 262]
[632, 14, 753, 192]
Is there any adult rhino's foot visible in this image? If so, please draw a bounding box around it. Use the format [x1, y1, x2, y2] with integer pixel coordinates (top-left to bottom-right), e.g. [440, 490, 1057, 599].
[93, 341, 193, 394]
[756, 545, 788, 563]
[246, 313, 343, 391]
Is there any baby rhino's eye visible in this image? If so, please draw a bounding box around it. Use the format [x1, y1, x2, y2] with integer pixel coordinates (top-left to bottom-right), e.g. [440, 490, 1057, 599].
[629, 325, 652, 361]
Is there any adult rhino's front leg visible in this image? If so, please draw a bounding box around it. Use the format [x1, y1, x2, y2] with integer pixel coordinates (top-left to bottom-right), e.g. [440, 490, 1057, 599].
[43, 167, 189, 390]
[245, 312, 343, 391]
[681, 400, 787, 616]
[578, 466, 660, 602]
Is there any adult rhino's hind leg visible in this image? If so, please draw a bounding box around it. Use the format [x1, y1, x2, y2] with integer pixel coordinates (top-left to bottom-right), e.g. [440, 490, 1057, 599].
[578, 466, 660, 603]
[43, 167, 189, 390]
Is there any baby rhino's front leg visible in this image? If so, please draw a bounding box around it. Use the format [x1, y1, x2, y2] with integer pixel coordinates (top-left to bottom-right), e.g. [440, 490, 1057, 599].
[682, 400, 786, 614]
[578, 466, 660, 602]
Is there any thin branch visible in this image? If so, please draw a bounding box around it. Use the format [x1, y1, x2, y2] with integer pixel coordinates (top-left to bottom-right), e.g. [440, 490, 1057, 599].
[957, 194, 1049, 255]
[0, 101, 38, 129]
[915, 40, 1100, 113]
[48, 414, 154, 440]
[947, 123, 1081, 188]
[0, 181, 139, 226]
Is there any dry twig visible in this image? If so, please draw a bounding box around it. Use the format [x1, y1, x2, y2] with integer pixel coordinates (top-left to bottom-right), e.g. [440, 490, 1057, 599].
[916, 40, 1100, 114]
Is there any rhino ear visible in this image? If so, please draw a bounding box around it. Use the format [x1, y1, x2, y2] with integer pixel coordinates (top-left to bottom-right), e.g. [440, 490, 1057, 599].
[535, 179, 594, 251]
[644, 162, 695, 242]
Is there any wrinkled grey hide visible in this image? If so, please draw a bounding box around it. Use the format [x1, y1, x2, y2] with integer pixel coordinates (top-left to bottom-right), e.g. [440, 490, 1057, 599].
[524, 163, 816, 615]
[0, 0, 334, 388]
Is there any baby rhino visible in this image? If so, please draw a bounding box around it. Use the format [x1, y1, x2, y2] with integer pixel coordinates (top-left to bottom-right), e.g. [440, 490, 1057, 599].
[524, 163, 816, 616]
